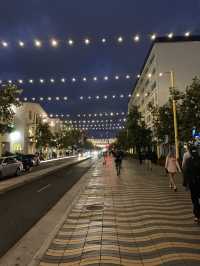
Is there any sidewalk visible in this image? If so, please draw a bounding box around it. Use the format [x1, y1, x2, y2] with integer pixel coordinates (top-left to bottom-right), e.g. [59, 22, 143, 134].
[37, 157, 200, 266]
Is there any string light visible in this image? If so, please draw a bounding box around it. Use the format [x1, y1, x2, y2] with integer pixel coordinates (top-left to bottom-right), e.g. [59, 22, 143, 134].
[19, 41, 25, 47]
[168, 32, 174, 39]
[0, 73, 134, 85]
[151, 34, 157, 40]
[51, 39, 58, 47]
[185, 31, 191, 37]
[84, 38, 90, 45]
[35, 39, 42, 47]
[0, 33, 196, 50]
[117, 36, 123, 43]
[134, 35, 140, 42]
[68, 39, 74, 46]
[2, 41, 8, 47]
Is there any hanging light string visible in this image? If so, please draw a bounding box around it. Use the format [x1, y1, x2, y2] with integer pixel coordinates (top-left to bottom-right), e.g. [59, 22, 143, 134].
[2, 67, 182, 87]
[46, 111, 127, 118]
[1, 74, 133, 85]
[63, 118, 127, 123]
[0, 32, 192, 49]
[18, 93, 131, 102]
[41, 115, 126, 131]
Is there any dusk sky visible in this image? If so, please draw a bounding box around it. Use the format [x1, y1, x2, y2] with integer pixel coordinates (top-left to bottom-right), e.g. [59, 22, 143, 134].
[0, 0, 200, 137]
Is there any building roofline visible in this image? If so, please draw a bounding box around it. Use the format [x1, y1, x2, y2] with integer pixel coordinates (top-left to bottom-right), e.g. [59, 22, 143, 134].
[128, 35, 200, 105]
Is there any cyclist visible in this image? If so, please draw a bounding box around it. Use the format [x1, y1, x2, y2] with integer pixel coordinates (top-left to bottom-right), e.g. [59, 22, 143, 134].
[113, 149, 124, 176]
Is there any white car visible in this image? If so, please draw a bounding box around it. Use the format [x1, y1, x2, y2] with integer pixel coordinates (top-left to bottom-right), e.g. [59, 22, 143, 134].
[0, 157, 23, 179]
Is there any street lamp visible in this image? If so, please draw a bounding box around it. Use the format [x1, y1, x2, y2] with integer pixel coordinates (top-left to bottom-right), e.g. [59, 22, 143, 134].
[169, 70, 179, 159]
[161, 70, 179, 159]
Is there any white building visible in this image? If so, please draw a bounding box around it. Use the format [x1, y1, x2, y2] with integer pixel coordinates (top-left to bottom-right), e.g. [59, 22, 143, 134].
[128, 36, 200, 128]
[0, 102, 63, 155]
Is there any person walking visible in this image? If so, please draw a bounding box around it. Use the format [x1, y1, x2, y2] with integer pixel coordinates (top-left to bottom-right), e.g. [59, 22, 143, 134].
[165, 150, 181, 192]
[182, 144, 191, 169]
[145, 150, 153, 170]
[182, 145, 200, 223]
[113, 149, 124, 176]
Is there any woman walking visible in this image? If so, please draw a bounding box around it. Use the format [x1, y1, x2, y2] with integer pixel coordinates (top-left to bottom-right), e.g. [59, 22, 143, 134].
[165, 150, 181, 192]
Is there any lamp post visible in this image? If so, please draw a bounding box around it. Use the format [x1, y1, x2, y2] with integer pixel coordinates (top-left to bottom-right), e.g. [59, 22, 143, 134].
[168, 70, 179, 159]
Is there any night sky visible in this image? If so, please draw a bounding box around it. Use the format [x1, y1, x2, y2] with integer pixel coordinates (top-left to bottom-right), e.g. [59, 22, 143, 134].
[0, 0, 200, 138]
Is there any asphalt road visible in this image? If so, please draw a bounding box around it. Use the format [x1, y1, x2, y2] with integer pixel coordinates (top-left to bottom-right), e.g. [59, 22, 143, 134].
[0, 158, 93, 257]
[27, 156, 79, 174]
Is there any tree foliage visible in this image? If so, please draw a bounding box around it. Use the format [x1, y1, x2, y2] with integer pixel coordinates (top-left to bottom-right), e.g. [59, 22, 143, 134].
[35, 122, 54, 149]
[0, 84, 22, 134]
[116, 105, 152, 152]
[179, 77, 200, 142]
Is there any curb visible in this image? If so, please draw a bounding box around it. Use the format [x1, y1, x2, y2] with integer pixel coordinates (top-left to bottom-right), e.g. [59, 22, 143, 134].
[28, 160, 95, 266]
[0, 157, 90, 194]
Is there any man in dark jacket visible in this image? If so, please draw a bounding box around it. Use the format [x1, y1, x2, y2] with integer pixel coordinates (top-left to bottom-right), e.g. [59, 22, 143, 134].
[182, 145, 200, 223]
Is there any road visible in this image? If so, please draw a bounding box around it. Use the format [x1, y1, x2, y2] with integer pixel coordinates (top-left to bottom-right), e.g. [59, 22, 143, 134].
[27, 156, 79, 174]
[0, 158, 93, 257]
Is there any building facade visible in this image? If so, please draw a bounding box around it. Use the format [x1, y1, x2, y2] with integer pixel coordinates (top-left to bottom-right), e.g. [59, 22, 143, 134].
[128, 36, 200, 128]
[0, 102, 63, 155]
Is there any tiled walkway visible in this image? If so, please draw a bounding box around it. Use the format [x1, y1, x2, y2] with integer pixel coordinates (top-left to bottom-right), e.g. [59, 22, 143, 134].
[39, 157, 200, 266]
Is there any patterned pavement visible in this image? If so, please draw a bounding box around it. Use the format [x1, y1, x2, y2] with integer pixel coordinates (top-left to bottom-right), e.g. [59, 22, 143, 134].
[39, 157, 200, 266]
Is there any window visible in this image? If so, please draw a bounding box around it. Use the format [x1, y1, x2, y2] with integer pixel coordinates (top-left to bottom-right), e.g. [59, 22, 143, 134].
[29, 110, 32, 121]
[152, 68, 156, 75]
[149, 54, 155, 66]
[151, 81, 157, 91]
[145, 79, 149, 87]
[4, 157, 17, 164]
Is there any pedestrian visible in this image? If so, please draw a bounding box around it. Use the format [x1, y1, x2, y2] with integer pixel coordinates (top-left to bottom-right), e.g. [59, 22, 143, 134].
[138, 151, 143, 165]
[165, 150, 181, 191]
[103, 151, 107, 165]
[145, 150, 153, 170]
[182, 144, 200, 223]
[182, 144, 191, 169]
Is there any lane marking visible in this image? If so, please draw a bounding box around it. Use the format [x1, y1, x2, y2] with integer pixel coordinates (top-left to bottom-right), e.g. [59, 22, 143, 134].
[41, 156, 76, 164]
[37, 184, 51, 193]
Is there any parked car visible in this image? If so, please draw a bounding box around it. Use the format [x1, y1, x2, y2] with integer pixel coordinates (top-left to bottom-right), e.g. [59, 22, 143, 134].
[15, 154, 34, 171]
[26, 154, 41, 166]
[0, 157, 23, 179]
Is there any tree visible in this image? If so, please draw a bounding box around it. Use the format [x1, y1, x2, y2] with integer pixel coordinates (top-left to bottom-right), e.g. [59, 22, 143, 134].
[148, 103, 174, 144]
[148, 88, 184, 145]
[116, 105, 152, 152]
[116, 129, 129, 150]
[35, 122, 54, 150]
[57, 129, 84, 150]
[126, 106, 152, 152]
[179, 77, 200, 142]
[0, 84, 22, 134]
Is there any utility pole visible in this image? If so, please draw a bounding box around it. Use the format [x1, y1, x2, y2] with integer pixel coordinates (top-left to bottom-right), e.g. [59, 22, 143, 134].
[169, 70, 179, 159]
